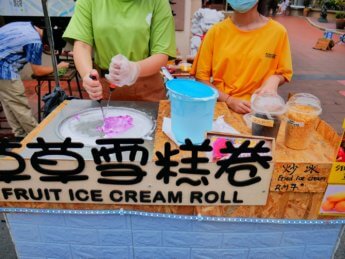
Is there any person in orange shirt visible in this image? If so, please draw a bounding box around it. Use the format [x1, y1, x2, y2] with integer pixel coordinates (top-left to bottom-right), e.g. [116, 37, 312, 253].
[191, 0, 293, 114]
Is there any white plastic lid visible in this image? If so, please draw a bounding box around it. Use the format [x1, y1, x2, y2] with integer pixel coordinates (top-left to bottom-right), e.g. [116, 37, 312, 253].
[251, 93, 286, 116]
[287, 93, 322, 116]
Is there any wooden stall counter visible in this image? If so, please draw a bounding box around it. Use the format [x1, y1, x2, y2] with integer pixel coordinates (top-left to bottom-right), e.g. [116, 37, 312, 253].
[1, 100, 341, 220]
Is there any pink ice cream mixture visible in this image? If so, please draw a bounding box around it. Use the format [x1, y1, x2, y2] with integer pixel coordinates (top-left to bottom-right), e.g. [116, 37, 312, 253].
[73, 114, 81, 121]
[212, 137, 228, 160]
[97, 115, 134, 137]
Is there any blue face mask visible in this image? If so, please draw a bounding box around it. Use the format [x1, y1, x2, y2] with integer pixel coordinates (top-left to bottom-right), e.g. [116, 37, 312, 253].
[227, 0, 258, 13]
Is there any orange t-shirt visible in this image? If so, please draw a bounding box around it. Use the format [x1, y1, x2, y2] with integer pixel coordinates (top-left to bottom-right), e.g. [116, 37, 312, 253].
[191, 18, 293, 101]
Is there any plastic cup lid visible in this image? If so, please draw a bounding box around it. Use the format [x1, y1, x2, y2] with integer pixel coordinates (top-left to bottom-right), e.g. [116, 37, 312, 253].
[287, 93, 322, 116]
[166, 79, 218, 100]
[251, 93, 286, 116]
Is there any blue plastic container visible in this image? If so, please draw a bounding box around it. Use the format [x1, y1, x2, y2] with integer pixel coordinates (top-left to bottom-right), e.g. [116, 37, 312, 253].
[166, 79, 218, 144]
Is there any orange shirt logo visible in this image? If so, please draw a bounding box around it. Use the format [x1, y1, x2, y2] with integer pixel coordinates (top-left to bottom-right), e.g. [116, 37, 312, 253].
[265, 53, 276, 59]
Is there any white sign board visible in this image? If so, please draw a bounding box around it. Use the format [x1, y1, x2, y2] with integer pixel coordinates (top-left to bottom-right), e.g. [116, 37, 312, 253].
[0, 160, 274, 205]
[0, 135, 274, 206]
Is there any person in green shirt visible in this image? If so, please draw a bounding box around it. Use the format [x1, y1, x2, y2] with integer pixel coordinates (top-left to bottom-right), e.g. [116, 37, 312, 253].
[63, 0, 176, 102]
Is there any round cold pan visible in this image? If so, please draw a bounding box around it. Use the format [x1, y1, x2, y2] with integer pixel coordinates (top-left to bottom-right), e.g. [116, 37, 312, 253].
[57, 107, 156, 147]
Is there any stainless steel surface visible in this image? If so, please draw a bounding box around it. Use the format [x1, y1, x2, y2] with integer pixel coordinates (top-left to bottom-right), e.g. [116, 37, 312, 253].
[20, 100, 159, 161]
[57, 106, 156, 147]
[107, 88, 115, 108]
[97, 99, 106, 121]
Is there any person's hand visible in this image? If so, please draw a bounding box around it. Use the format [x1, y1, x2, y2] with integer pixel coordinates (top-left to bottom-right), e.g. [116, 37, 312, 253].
[105, 54, 140, 87]
[82, 69, 103, 100]
[57, 61, 69, 69]
[226, 96, 251, 114]
[255, 75, 281, 95]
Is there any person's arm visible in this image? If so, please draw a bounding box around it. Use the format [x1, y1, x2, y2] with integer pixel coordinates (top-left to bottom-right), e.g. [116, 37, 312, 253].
[198, 79, 251, 114]
[24, 42, 69, 77]
[137, 54, 168, 77]
[61, 0, 100, 99]
[73, 40, 93, 78]
[107, 0, 175, 86]
[257, 31, 292, 95]
[30, 62, 69, 77]
[73, 40, 102, 100]
[255, 74, 285, 95]
[62, 0, 94, 79]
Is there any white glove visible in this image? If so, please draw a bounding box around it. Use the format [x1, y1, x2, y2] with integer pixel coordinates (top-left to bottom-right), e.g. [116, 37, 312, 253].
[105, 54, 140, 87]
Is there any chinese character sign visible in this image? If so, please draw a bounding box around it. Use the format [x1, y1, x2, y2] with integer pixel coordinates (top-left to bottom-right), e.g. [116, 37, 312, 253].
[0, 136, 274, 206]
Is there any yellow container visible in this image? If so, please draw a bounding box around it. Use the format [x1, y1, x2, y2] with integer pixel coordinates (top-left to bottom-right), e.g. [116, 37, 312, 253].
[179, 62, 192, 72]
[284, 93, 322, 150]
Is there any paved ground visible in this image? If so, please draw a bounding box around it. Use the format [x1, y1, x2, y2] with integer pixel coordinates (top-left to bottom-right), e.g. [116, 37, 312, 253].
[0, 214, 17, 259]
[307, 17, 345, 34]
[334, 226, 345, 259]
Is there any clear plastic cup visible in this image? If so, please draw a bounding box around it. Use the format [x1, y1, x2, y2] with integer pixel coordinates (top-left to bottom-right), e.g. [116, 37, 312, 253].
[179, 62, 192, 72]
[284, 93, 322, 150]
[251, 93, 286, 139]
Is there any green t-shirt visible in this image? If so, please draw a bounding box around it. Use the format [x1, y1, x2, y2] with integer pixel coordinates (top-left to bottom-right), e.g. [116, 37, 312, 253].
[63, 0, 176, 69]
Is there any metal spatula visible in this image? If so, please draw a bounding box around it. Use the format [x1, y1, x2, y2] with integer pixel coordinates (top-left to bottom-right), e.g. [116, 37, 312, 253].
[106, 84, 116, 109]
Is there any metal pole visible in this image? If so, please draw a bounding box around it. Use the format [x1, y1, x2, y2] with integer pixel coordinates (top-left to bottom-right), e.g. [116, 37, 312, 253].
[41, 0, 60, 87]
